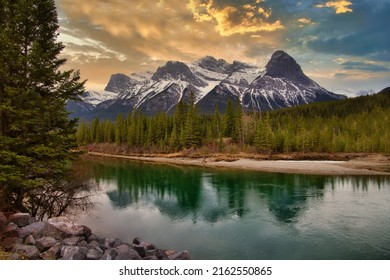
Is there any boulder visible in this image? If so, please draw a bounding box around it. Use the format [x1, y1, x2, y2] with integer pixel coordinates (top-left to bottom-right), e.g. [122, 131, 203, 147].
[101, 248, 118, 260]
[1, 237, 23, 251]
[146, 249, 168, 260]
[169, 250, 191, 260]
[63, 236, 82, 246]
[115, 244, 142, 260]
[133, 237, 144, 245]
[86, 248, 104, 260]
[43, 217, 84, 239]
[60, 246, 80, 260]
[82, 225, 92, 239]
[9, 213, 32, 227]
[133, 244, 146, 258]
[36, 237, 57, 252]
[19, 221, 46, 240]
[2, 222, 21, 238]
[24, 235, 36, 246]
[11, 244, 40, 260]
[40, 243, 62, 260]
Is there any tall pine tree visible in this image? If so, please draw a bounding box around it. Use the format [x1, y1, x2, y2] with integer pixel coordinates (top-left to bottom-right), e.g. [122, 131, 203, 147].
[0, 0, 84, 210]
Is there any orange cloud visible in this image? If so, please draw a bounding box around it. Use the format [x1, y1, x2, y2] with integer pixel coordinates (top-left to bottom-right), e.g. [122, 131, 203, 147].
[187, 0, 283, 36]
[316, 1, 353, 14]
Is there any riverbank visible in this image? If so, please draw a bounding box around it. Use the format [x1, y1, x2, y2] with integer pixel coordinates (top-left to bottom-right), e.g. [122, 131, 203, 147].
[0, 212, 190, 260]
[87, 151, 390, 176]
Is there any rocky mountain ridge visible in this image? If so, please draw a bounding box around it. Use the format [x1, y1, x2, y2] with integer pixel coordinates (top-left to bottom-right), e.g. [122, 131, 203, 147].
[69, 51, 346, 120]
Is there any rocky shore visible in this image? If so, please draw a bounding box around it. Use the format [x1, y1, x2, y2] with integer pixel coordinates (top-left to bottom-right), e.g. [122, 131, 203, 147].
[0, 212, 190, 260]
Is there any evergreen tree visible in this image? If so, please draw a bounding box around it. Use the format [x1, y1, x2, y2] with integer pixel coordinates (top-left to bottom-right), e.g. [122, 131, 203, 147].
[183, 92, 201, 148]
[0, 0, 85, 210]
[223, 98, 236, 139]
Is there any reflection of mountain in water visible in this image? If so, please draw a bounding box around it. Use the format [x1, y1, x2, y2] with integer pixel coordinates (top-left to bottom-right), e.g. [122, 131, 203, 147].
[90, 159, 387, 225]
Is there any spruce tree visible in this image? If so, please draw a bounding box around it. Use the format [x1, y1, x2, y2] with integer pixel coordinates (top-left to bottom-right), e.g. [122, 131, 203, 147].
[0, 0, 84, 210]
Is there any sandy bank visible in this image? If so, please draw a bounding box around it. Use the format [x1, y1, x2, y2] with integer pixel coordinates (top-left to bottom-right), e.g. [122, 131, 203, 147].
[87, 152, 390, 176]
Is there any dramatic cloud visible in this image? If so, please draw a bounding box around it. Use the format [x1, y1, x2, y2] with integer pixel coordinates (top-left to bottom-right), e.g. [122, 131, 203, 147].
[186, 0, 283, 36]
[316, 0, 353, 14]
[56, 0, 389, 91]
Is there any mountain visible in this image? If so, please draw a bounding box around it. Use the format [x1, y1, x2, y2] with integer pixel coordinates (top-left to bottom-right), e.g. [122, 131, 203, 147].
[332, 88, 376, 98]
[66, 90, 120, 118]
[70, 51, 345, 120]
[242, 51, 345, 112]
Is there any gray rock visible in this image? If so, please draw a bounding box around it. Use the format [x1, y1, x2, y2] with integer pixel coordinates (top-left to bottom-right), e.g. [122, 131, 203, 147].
[88, 240, 101, 249]
[115, 244, 142, 260]
[86, 248, 104, 260]
[78, 246, 89, 256]
[36, 236, 57, 252]
[1, 237, 23, 251]
[133, 244, 146, 258]
[63, 236, 82, 246]
[102, 238, 116, 251]
[82, 225, 92, 239]
[19, 221, 46, 240]
[146, 249, 168, 260]
[0, 212, 7, 233]
[133, 237, 144, 245]
[169, 250, 191, 260]
[101, 248, 118, 260]
[24, 234, 36, 246]
[11, 244, 40, 260]
[115, 249, 142, 260]
[40, 243, 62, 260]
[61, 246, 80, 260]
[43, 217, 85, 239]
[3, 222, 21, 238]
[110, 239, 124, 248]
[9, 213, 32, 227]
[87, 234, 98, 243]
[146, 243, 157, 250]
[77, 240, 88, 247]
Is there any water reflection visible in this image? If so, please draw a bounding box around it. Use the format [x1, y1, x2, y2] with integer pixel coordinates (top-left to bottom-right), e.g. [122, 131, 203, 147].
[89, 157, 389, 225]
[75, 157, 390, 260]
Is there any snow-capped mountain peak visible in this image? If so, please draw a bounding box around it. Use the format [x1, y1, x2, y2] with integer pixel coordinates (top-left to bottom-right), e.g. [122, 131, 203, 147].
[70, 51, 346, 120]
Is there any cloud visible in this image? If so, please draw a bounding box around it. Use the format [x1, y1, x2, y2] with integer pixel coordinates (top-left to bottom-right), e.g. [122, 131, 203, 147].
[186, 0, 284, 36]
[306, 1, 390, 61]
[316, 1, 353, 14]
[339, 61, 390, 72]
[297, 18, 313, 24]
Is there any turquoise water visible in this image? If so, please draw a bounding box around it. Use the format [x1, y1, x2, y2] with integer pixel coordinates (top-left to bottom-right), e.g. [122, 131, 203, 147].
[75, 157, 390, 260]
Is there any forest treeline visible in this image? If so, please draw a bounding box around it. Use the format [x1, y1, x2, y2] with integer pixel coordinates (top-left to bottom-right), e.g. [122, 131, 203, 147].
[76, 90, 390, 154]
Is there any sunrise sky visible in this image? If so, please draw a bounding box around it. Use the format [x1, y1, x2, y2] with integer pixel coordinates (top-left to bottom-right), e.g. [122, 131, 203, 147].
[56, 0, 389, 92]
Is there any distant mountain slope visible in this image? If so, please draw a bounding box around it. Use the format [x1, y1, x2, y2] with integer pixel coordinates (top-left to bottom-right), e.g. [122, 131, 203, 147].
[268, 87, 390, 119]
[70, 51, 346, 120]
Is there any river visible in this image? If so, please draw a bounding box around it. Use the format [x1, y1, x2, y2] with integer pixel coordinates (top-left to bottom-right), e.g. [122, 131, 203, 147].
[74, 156, 390, 260]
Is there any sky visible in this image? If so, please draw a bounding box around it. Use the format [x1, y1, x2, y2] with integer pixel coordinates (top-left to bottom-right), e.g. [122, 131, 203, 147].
[56, 0, 390, 92]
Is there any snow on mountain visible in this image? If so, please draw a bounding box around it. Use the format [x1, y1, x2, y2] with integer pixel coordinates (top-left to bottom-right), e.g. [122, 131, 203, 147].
[74, 51, 345, 119]
[332, 88, 376, 98]
[242, 51, 345, 112]
[80, 90, 121, 106]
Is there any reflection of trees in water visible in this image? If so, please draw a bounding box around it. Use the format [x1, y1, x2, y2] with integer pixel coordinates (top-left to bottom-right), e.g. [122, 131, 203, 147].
[89, 157, 390, 225]
[24, 159, 97, 220]
[210, 172, 327, 224]
[327, 176, 390, 192]
[92, 160, 202, 215]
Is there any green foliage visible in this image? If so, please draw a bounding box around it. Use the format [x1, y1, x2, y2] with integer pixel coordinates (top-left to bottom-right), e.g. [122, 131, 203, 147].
[76, 91, 390, 155]
[0, 0, 84, 210]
